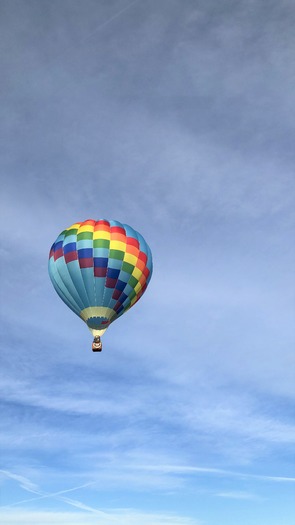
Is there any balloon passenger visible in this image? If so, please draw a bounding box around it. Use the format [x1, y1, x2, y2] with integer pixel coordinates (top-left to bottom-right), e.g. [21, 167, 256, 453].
[92, 336, 102, 352]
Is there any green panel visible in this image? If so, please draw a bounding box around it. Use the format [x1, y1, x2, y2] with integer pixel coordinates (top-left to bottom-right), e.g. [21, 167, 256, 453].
[65, 228, 78, 237]
[128, 275, 138, 288]
[128, 290, 136, 301]
[109, 249, 124, 260]
[77, 232, 93, 240]
[122, 261, 134, 274]
[93, 239, 110, 248]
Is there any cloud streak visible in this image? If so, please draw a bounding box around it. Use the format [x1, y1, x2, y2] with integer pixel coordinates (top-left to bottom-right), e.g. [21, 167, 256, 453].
[0, 470, 199, 524]
[0, 510, 200, 525]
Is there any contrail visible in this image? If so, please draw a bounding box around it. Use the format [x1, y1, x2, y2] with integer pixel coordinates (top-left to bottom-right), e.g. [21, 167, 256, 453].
[54, 0, 140, 62]
[0, 480, 97, 509]
[80, 0, 140, 42]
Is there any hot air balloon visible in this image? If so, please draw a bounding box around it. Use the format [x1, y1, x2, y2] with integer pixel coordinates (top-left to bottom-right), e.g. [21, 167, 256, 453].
[48, 219, 153, 352]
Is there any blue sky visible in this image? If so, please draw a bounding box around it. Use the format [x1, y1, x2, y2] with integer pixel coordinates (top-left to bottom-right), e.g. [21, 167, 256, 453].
[0, 1, 294, 524]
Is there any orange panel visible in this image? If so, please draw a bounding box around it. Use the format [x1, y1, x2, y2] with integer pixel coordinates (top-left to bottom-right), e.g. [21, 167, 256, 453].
[136, 259, 146, 272]
[111, 232, 126, 242]
[126, 245, 139, 257]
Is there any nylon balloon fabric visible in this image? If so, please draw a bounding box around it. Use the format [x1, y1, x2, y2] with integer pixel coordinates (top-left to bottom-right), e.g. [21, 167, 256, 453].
[48, 219, 153, 337]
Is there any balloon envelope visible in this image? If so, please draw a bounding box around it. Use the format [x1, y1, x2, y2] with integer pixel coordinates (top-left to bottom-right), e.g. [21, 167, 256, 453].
[48, 219, 153, 337]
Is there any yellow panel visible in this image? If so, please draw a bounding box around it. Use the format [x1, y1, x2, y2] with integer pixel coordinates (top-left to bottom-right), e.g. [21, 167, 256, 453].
[68, 223, 81, 230]
[132, 267, 142, 280]
[110, 240, 126, 251]
[124, 253, 137, 266]
[134, 282, 142, 294]
[80, 306, 117, 337]
[93, 231, 111, 240]
[79, 225, 94, 233]
[130, 296, 138, 306]
[80, 306, 114, 320]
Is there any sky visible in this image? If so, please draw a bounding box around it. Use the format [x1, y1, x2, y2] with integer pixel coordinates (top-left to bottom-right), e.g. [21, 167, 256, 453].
[0, 0, 295, 524]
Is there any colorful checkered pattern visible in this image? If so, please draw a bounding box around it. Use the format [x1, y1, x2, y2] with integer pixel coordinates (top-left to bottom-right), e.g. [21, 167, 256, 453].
[48, 219, 153, 335]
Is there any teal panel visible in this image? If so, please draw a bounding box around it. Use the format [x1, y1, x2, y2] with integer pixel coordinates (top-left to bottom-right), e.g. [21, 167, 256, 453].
[106, 297, 118, 311]
[117, 270, 131, 284]
[123, 283, 134, 297]
[63, 234, 77, 245]
[66, 260, 90, 308]
[101, 287, 114, 307]
[107, 258, 123, 270]
[93, 247, 109, 258]
[55, 257, 84, 311]
[94, 277, 106, 305]
[81, 267, 96, 305]
[48, 258, 81, 316]
[55, 232, 65, 243]
[110, 220, 122, 228]
[76, 239, 93, 249]
[122, 224, 136, 238]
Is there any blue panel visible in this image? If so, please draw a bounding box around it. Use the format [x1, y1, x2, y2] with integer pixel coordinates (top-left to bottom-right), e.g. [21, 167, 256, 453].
[121, 295, 132, 309]
[115, 279, 127, 291]
[119, 292, 128, 304]
[107, 268, 120, 279]
[94, 257, 108, 268]
[78, 248, 93, 259]
[116, 305, 124, 315]
[55, 240, 63, 251]
[63, 242, 76, 254]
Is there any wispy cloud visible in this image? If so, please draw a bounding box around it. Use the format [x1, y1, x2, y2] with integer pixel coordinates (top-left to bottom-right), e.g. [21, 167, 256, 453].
[0, 509, 200, 525]
[216, 491, 259, 500]
[1, 370, 294, 451]
[131, 463, 295, 484]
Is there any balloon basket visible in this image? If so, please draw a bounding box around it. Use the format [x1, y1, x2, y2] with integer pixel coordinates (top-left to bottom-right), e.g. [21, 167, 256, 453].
[92, 336, 102, 352]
